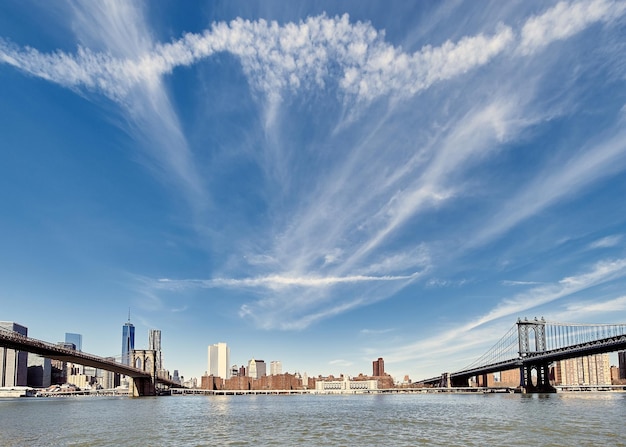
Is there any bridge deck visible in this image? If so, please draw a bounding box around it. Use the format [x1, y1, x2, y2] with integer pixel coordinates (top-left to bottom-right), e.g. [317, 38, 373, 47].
[0, 329, 149, 378]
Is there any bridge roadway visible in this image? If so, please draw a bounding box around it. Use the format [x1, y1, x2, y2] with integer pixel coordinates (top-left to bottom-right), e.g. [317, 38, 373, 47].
[0, 328, 178, 387]
[421, 332, 626, 387]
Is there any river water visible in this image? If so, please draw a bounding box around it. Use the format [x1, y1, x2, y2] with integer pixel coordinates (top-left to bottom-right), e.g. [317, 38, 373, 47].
[0, 392, 625, 446]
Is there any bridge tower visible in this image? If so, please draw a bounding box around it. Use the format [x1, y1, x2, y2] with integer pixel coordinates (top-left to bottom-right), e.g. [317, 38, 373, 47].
[128, 349, 157, 397]
[517, 318, 555, 393]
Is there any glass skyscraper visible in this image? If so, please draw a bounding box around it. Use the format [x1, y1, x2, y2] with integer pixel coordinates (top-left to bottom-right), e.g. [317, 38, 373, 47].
[64, 333, 82, 351]
[121, 320, 135, 365]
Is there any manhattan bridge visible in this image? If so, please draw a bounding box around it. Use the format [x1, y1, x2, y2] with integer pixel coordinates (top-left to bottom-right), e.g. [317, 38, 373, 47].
[420, 317, 626, 392]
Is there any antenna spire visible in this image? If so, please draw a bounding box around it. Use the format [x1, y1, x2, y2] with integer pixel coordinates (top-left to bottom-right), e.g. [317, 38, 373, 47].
[128, 307, 131, 323]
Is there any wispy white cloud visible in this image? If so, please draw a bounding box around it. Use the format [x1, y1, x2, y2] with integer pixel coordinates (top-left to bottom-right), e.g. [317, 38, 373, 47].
[170, 305, 189, 313]
[426, 278, 470, 288]
[328, 359, 353, 367]
[588, 234, 623, 249]
[3, 1, 621, 105]
[157, 272, 420, 291]
[3, 0, 625, 333]
[360, 328, 395, 335]
[560, 295, 626, 317]
[518, 0, 626, 55]
[501, 280, 544, 286]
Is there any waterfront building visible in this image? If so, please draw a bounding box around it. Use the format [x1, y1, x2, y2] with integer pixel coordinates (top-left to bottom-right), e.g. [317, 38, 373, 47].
[182, 377, 197, 388]
[315, 375, 378, 393]
[478, 368, 520, 387]
[373, 357, 385, 376]
[610, 366, 620, 383]
[148, 329, 162, 371]
[0, 321, 28, 387]
[27, 353, 51, 388]
[618, 350, 626, 380]
[121, 318, 135, 365]
[201, 372, 316, 391]
[207, 342, 231, 379]
[553, 353, 611, 385]
[270, 360, 282, 375]
[64, 333, 82, 351]
[67, 373, 97, 389]
[247, 358, 266, 379]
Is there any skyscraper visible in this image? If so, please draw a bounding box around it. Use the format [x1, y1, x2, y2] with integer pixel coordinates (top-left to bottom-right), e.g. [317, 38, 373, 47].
[64, 333, 82, 351]
[618, 350, 626, 380]
[270, 361, 282, 376]
[247, 358, 266, 379]
[121, 317, 135, 365]
[207, 342, 230, 379]
[0, 322, 28, 387]
[373, 357, 385, 377]
[64, 332, 84, 376]
[149, 329, 162, 371]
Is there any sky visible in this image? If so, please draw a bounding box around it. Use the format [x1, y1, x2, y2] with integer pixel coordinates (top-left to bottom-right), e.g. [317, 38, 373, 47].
[1, 0, 626, 383]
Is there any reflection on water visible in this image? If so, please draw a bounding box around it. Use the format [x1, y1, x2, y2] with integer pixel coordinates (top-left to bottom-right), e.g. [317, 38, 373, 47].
[0, 392, 625, 446]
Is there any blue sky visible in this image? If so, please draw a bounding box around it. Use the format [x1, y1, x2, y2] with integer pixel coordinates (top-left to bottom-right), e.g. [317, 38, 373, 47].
[1, 0, 626, 382]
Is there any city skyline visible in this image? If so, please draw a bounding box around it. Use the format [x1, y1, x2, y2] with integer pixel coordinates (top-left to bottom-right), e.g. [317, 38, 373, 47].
[1, 1, 626, 381]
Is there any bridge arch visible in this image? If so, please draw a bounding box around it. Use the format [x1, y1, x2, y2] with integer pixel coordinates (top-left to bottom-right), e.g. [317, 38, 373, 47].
[518, 317, 547, 355]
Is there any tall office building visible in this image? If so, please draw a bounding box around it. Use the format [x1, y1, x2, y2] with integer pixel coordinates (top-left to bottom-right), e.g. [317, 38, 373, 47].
[0, 322, 28, 387]
[121, 317, 135, 365]
[247, 358, 266, 379]
[618, 350, 626, 380]
[149, 329, 162, 371]
[64, 333, 82, 351]
[373, 357, 385, 377]
[64, 333, 83, 376]
[270, 361, 282, 376]
[207, 342, 230, 379]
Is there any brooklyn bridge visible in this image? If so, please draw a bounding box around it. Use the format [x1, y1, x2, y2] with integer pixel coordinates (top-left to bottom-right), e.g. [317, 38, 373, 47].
[0, 328, 179, 396]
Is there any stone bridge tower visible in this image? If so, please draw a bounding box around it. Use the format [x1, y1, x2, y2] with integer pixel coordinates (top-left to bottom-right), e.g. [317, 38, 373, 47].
[128, 349, 157, 397]
[517, 318, 555, 393]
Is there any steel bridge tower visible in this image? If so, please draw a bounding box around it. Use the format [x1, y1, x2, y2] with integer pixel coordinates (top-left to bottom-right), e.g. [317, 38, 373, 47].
[517, 318, 555, 393]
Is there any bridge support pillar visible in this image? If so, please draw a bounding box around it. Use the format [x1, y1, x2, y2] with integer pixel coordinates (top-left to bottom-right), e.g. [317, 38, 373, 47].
[520, 363, 555, 393]
[450, 376, 469, 387]
[128, 349, 157, 397]
[129, 376, 156, 397]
